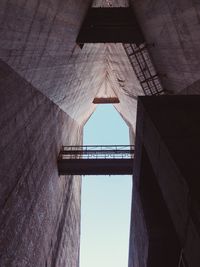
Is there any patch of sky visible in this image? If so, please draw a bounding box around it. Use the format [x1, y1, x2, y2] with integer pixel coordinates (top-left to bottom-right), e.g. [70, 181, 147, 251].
[80, 105, 132, 267]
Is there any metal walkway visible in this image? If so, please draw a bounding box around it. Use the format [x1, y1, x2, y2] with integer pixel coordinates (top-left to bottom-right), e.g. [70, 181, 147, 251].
[123, 43, 165, 96]
[58, 145, 134, 175]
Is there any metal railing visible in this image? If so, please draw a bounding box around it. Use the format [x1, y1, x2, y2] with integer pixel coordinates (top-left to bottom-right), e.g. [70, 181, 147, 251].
[123, 43, 165, 96]
[59, 145, 134, 159]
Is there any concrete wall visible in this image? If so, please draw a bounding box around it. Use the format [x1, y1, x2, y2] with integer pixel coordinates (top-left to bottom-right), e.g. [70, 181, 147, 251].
[4, 1, 200, 266]
[0, 1, 92, 265]
[0, 1, 111, 125]
[92, 0, 129, 7]
[0, 60, 82, 267]
[0, 0, 142, 129]
[132, 0, 200, 94]
[0, 1, 142, 266]
[129, 96, 200, 267]
[0, 0, 92, 119]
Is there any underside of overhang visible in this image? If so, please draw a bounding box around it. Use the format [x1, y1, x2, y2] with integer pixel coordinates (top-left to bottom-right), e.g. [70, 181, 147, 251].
[1, 1, 200, 267]
[54, 0, 146, 130]
[54, 0, 147, 130]
[1, 0, 200, 135]
[1, 0, 166, 141]
[56, 42, 144, 129]
[0, 0, 146, 135]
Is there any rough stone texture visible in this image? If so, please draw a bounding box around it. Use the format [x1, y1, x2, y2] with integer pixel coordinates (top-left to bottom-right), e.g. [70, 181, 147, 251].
[0, 59, 82, 267]
[131, 0, 200, 94]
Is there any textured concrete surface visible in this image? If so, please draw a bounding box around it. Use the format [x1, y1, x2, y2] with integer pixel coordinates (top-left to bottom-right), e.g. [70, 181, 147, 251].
[0, 60, 82, 267]
[128, 177, 149, 267]
[0, 1, 142, 266]
[1, 0, 200, 266]
[131, 0, 200, 94]
[92, 0, 129, 7]
[55, 42, 143, 126]
[0, 0, 90, 120]
[130, 96, 200, 267]
[0, 0, 143, 130]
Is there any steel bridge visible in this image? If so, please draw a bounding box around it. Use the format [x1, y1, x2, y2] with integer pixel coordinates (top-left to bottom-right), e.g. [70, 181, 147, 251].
[58, 145, 134, 175]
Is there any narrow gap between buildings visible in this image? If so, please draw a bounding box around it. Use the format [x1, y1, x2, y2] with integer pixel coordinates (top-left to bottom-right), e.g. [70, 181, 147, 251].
[80, 104, 132, 267]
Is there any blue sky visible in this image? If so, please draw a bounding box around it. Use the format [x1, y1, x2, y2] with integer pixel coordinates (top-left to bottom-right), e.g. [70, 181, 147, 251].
[80, 105, 132, 267]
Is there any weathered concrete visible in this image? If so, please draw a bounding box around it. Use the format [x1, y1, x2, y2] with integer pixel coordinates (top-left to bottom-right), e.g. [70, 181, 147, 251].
[92, 0, 129, 7]
[0, 0, 91, 97]
[0, 1, 142, 266]
[0, 1, 143, 129]
[0, 59, 82, 267]
[131, 0, 200, 94]
[1, 0, 200, 266]
[130, 96, 200, 267]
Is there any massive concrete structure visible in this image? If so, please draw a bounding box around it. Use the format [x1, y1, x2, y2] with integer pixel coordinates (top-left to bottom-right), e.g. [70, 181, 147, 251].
[0, 0, 200, 266]
[130, 96, 200, 267]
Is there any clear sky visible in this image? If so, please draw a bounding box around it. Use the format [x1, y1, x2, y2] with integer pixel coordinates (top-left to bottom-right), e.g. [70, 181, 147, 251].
[80, 104, 132, 267]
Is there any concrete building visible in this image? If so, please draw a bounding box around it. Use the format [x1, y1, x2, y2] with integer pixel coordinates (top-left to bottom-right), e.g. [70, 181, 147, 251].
[0, 0, 200, 266]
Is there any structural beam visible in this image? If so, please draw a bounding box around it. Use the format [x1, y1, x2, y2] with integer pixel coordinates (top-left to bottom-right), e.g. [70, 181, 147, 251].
[93, 97, 120, 104]
[77, 8, 144, 44]
[58, 159, 133, 175]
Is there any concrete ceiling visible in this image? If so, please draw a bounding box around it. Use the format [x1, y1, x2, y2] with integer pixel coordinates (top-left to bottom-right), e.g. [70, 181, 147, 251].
[92, 0, 129, 7]
[0, 0, 145, 136]
[54, 42, 143, 128]
[55, 0, 144, 128]
[2, 0, 200, 136]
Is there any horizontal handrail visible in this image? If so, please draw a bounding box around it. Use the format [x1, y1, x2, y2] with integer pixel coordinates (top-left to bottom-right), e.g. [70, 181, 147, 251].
[59, 145, 134, 159]
[63, 145, 135, 149]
